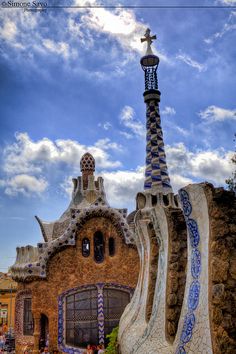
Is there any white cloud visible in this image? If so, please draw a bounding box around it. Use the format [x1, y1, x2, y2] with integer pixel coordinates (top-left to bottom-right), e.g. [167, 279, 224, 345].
[120, 105, 145, 139]
[199, 105, 236, 123]
[67, 18, 83, 39]
[175, 126, 190, 137]
[60, 176, 74, 198]
[102, 167, 144, 205]
[120, 106, 134, 121]
[0, 133, 123, 197]
[1, 133, 233, 201]
[120, 131, 133, 139]
[101, 168, 194, 207]
[78, 6, 145, 53]
[176, 53, 206, 72]
[0, 9, 38, 47]
[170, 174, 193, 191]
[204, 10, 236, 44]
[0, 8, 78, 63]
[42, 39, 73, 60]
[166, 143, 234, 185]
[98, 122, 112, 130]
[2, 132, 122, 176]
[161, 106, 176, 116]
[163, 115, 190, 137]
[0, 175, 48, 197]
[0, 20, 17, 41]
[0, 0, 170, 74]
[94, 138, 123, 152]
[217, 0, 236, 5]
[70, 0, 171, 62]
[190, 151, 233, 183]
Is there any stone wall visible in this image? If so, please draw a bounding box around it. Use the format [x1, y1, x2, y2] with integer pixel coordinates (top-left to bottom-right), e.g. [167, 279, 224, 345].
[15, 216, 139, 353]
[120, 183, 234, 354]
[146, 222, 159, 322]
[165, 208, 187, 341]
[14, 290, 34, 353]
[206, 185, 236, 354]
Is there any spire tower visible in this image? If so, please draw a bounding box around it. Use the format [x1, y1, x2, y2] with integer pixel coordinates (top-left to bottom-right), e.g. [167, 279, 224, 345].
[140, 29, 172, 193]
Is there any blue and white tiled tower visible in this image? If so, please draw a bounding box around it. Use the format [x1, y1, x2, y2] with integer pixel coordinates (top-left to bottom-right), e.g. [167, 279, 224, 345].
[140, 29, 172, 194]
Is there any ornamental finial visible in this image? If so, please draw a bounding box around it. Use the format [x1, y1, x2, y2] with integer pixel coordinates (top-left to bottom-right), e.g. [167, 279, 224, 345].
[141, 28, 157, 55]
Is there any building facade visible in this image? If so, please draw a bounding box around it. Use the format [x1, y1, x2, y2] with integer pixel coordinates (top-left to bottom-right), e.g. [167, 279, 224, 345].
[10, 154, 139, 353]
[0, 273, 17, 332]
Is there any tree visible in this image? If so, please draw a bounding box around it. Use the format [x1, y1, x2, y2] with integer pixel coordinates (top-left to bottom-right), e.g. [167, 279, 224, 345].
[105, 326, 119, 354]
[226, 134, 236, 193]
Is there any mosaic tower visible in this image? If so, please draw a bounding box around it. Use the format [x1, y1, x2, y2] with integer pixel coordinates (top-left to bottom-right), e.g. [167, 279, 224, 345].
[141, 29, 172, 193]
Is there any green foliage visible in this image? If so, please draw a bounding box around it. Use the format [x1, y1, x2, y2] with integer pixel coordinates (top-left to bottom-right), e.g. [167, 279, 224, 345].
[105, 326, 119, 354]
[226, 134, 236, 193]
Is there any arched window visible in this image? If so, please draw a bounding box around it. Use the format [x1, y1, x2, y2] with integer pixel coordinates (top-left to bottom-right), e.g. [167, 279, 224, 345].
[23, 298, 34, 335]
[66, 287, 98, 348]
[63, 285, 132, 349]
[108, 237, 115, 256]
[94, 231, 104, 263]
[82, 238, 90, 257]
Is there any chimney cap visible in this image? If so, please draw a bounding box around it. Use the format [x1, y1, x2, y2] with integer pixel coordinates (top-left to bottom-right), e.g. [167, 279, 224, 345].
[80, 152, 95, 172]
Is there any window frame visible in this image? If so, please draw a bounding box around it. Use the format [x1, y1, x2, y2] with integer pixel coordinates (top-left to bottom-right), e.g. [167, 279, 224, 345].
[23, 298, 34, 336]
[94, 231, 105, 263]
[82, 237, 90, 257]
[59, 283, 134, 352]
[108, 237, 115, 257]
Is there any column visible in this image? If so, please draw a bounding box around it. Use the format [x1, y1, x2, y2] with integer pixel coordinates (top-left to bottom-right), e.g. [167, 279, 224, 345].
[33, 313, 40, 354]
[97, 284, 105, 345]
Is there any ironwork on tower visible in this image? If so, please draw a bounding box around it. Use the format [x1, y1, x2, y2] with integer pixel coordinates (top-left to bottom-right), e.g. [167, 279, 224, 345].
[140, 29, 172, 193]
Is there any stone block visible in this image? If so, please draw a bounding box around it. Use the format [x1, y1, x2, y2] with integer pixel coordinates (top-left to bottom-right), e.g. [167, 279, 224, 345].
[212, 259, 229, 283]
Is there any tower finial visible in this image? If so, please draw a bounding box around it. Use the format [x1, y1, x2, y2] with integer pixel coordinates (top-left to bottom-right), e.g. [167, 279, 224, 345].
[141, 28, 157, 55]
[140, 30, 172, 194]
[80, 152, 95, 189]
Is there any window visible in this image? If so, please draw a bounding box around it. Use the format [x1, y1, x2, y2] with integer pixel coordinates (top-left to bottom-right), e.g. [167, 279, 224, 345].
[94, 231, 104, 263]
[23, 298, 34, 335]
[66, 287, 98, 348]
[82, 238, 90, 257]
[0, 305, 8, 326]
[63, 285, 132, 349]
[108, 238, 115, 256]
[103, 288, 130, 343]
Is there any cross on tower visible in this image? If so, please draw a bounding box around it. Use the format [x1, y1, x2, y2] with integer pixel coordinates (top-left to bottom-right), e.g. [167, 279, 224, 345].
[141, 28, 157, 55]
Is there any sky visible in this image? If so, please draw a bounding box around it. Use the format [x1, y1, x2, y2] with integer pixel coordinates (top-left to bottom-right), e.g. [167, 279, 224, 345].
[0, 0, 235, 271]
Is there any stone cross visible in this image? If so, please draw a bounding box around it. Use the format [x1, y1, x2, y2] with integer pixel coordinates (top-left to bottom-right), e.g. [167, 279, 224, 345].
[141, 28, 157, 54]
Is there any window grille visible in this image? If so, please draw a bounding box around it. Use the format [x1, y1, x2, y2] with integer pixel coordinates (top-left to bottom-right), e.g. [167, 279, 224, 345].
[23, 298, 34, 336]
[66, 287, 98, 347]
[103, 288, 130, 341]
[94, 231, 104, 263]
[64, 286, 131, 348]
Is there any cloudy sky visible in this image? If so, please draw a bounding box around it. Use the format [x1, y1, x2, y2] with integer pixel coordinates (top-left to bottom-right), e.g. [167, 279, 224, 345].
[0, 0, 235, 270]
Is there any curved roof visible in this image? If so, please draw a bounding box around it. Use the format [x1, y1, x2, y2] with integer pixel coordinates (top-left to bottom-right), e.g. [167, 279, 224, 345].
[10, 205, 136, 282]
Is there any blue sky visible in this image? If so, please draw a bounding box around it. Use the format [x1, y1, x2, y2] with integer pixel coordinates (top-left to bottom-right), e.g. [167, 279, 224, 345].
[0, 0, 235, 271]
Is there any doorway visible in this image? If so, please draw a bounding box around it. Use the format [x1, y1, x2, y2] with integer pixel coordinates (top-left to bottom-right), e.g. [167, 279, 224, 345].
[39, 314, 49, 349]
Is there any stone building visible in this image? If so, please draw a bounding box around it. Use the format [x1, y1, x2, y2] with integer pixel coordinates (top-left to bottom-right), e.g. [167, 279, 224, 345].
[10, 153, 139, 353]
[0, 273, 17, 331]
[118, 29, 236, 354]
